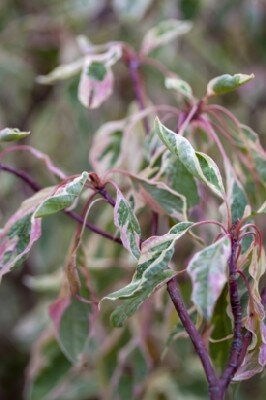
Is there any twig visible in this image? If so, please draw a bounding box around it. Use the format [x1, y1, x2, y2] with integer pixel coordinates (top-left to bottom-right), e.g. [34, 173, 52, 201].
[220, 236, 243, 391]
[0, 162, 121, 244]
[167, 277, 221, 399]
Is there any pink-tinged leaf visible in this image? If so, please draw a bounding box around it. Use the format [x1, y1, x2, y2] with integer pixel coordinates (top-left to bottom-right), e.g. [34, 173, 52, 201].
[113, 185, 141, 260]
[78, 45, 121, 109]
[50, 296, 91, 364]
[49, 298, 71, 333]
[187, 237, 231, 320]
[0, 173, 88, 280]
[0, 145, 66, 180]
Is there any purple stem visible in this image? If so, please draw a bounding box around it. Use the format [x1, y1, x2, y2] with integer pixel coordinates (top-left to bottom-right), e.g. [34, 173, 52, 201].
[167, 277, 221, 399]
[220, 236, 243, 391]
[0, 162, 121, 244]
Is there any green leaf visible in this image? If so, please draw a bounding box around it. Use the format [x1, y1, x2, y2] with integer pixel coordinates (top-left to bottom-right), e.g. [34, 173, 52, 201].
[114, 188, 141, 260]
[29, 336, 72, 400]
[209, 288, 232, 371]
[225, 161, 250, 223]
[59, 298, 91, 363]
[87, 62, 107, 81]
[162, 152, 199, 208]
[130, 174, 187, 220]
[102, 222, 193, 327]
[0, 127, 30, 142]
[141, 19, 192, 55]
[207, 73, 254, 97]
[187, 236, 231, 320]
[35, 172, 88, 217]
[155, 117, 225, 199]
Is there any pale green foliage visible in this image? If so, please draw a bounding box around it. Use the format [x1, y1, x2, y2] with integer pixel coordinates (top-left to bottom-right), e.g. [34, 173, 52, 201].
[187, 236, 231, 320]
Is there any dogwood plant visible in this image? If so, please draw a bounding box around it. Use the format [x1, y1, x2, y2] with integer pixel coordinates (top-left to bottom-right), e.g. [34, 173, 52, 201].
[0, 20, 265, 399]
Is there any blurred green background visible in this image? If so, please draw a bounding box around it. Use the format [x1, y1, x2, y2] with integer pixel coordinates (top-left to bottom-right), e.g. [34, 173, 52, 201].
[0, 1, 265, 399]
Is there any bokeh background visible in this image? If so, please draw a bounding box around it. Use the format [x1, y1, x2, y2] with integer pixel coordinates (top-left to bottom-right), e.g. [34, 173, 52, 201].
[0, 1, 265, 399]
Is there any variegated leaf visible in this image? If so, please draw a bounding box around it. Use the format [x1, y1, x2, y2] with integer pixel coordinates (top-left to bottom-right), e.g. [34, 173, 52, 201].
[141, 19, 192, 55]
[187, 236, 231, 320]
[165, 77, 193, 100]
[102, 222, 193, 327]
[0, 173, 88, 279]
[50, 297, 91, 364]
[89, 120, 125, 175]
[155, 117, 225, 199]
[78, 45, 122, 109]
[207, 73, 254, 97]
[37, 58, 84, 84]
[114, 188, 141, 260]
[0, 128, 30, 142]
[130, 174, 187, 220]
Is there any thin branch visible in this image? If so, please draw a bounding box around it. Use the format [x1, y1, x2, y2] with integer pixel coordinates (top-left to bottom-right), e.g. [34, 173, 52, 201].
[220, 237, 243, 391]
[167, 277, 221, 399]
[0, 162, 121, 244]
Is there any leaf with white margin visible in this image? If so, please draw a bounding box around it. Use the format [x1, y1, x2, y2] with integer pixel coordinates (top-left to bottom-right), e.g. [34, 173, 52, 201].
[130, 174, 187, 221]
[207, 73, 254, 97]
[155, 117, 225, 199]
[141, 19, 192, 55]
[0, 172, 88, 279]
[0, 128, 30, 142]
[165, 77, 193, 100]
[114, 187, 141, 260]
[37, 58, 84, 84]
[78, 45, 122, 109]
[187, 236, 231, 320]
[102, 222, 193, 327]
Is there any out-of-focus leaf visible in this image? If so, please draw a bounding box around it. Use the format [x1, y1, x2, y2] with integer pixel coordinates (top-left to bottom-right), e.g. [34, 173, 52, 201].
[130, 174, 187, 220]
[209, 289, 232, 370]
[187, 236, 231, 320]
[113, 0, 153, 21]
[90, 120, 125, 175]
[59, 298, 91, 363]
[28, 334, 72, 400]
[141, 19, 192, 55]
[165, 77, 193, 100]
[0, 173, 88, 279]
[207, 73, 254, 97]
[0, 128, 30, 142]
[37, 59, 84, 84]
[114, 187, 141, 260]
[78, 45, 122, 109]
[155, 117, 225, 199]
[102, 222, 193, 327]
